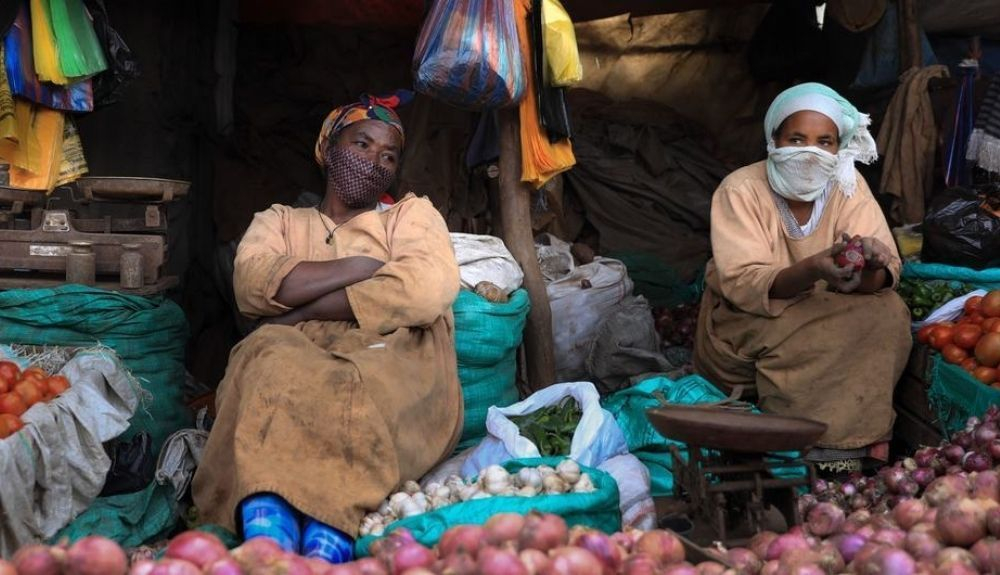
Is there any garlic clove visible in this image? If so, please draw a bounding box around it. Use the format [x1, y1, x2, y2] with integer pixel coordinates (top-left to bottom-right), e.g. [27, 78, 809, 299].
[433, 485, 451, 500]
[542, 474, 568, 494]
[459, 485, 481, 501]
[399, 499, 424, 518]
[377, 500, 392, 516]
[572, 473, 595, 493]
[423, 482, 442, 496]
[538, 465, 556, 478]
[403, 480, 422, 495]
[411, 492, 429, 511]
[556, 459, 582, 484]
[389, 492, 411, 516]
[516, 485, 538, 497]
[516, 467, 543, 489]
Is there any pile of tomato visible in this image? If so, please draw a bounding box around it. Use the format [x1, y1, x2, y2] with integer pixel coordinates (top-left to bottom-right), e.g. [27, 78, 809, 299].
[916, 289, 1000, 386]
[0, 360, 71, 439]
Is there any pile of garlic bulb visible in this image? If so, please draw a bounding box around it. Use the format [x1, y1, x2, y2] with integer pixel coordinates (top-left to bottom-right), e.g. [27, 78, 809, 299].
[359, 459, 594, 537]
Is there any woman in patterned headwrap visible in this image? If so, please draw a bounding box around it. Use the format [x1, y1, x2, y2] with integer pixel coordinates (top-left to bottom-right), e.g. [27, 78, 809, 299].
[192, 93, 462, 563]
[693, 83, 912, 474]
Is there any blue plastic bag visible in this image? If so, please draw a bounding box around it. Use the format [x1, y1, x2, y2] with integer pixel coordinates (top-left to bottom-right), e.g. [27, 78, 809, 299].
[412, 0, 525, 110]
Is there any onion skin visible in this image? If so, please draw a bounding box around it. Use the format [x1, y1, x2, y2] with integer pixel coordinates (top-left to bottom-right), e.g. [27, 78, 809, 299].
[483, 514, 525, 547]
[765, 533, 810, 562]
[519, 513, 569, 553]
[936, 498, 988, 547]
[13, 544, 63, 575]
[66, 536, 128, 575]
[621, 553, 661, 575]
[748, 532, 779, 560]
[572, 531, 624, 573]
[437, 525, 486, 559]
[147, 559, 202, 575]
[128, 561, 156, 575]
[872, 528, 907, 548]
[435, 551, 477, 575]
[478, 546, 527, 575]
[232, 537, 285, 569]
[904, 531, 942, 562]
[203, 557, 245, 575]
[389, 544, 436, 575]
[924, 476, 970, 508]
[973, 470, 1000, 502]
[935, 547, 979, 571]
[661, 562, 699, 575]
[894, 500, 929, 531]
[519, 549, 551, 575]
[866, 548, 916, 575]
[806, 502, 845, 537]
[541, 547, 602, 575]
[727, 548, 762, 575]
[164, 531, 228, 570]
[988, 507, 1000, 537]
[634, 530, 686, 566]
[830, 534, 866, 563]
[694, 561, 726, 575]
[354, 558, 390, 575]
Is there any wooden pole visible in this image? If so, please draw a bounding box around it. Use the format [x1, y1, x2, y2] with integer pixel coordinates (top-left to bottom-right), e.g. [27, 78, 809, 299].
[899, 0, 922, 73]
[497, 107, 555, 391]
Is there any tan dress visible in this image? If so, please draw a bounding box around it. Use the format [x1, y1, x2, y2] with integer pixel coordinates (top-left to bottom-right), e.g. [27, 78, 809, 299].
[693, 162, 912, 449]
[191, 194, 463, 536]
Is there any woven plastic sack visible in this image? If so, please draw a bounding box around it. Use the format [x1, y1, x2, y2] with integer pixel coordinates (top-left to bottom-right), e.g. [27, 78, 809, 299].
[453, 289, 530, 450]
[0, 285, 190, 456]
[902, 262, 1000, 290]
[601, 375, 804, 497]
[927, 354, 1000, 438]
[451, 233, 524, 296]
[412, 0, 525, 110]
[50, 481, 177, 549]
[542, 0, 582, 87]
[0, 347, 139, 557]
[355, 457, 620, 556]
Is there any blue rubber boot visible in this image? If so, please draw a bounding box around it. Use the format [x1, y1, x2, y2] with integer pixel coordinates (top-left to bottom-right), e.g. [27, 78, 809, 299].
[301, 518, 354, 564]
[239, 493, 301, 552]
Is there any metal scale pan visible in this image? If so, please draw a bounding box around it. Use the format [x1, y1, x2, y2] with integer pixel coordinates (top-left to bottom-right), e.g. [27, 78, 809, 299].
[645, 405, 828, 453]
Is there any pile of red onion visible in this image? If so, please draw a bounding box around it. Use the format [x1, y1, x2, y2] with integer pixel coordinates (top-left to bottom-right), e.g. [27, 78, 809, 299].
[653, 303, 700, 349]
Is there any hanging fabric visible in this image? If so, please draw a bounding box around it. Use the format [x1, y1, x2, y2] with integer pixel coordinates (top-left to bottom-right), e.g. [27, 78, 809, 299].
[4, 1, 94, 112]
[49, 0, 107, 79]
[31, 0, 69, 84]
[966, 74, 1000, 175]
[515, 0, 575, 188]
[943, 63, 978, 187]
[876, 65, 950, 225]
[0, 47, 15, 141]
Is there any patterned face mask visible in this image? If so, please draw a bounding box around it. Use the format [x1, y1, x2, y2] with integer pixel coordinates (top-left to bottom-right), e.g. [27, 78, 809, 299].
[325, 146, 395, 208]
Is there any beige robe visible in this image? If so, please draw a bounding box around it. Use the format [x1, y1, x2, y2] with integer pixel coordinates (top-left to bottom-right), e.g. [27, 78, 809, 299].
[191, 194, 463, 536]
[693, 162, 912, 449]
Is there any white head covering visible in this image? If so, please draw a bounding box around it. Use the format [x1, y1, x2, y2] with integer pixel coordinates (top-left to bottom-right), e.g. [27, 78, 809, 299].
[764, 82, 879, 197]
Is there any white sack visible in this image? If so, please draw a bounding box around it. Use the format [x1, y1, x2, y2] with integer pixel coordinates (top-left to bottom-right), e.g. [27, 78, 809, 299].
[598, 454, 656, 530]
[451, 233, 524, 295]
[0, 349, 139, 558]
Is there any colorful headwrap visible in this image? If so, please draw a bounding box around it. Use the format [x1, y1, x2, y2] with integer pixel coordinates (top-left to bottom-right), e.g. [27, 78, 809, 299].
[314, 91, 413, 166]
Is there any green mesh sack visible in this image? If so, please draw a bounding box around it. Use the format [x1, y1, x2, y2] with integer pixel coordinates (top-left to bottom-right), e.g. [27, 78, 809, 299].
[51, 481, 177, 548]
[453, 289, 530, 450]
[902, 262, 1000, 290]
[606, 251, 704, 308]
[0, 285, 190, 455]
[354, 457, 620, 557]
[602, 374, 804, 497]
[927, 354, 1000, 438]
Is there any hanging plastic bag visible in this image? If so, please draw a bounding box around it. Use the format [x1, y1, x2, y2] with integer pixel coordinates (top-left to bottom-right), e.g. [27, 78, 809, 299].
[922, 187, 1000, 270]
[49, 0, 107, 79]
[3, 2, 94, 112]
[541, 0, 581, 87]
[31, 0, 69, 84]
[461, 381, 629, 477]
[412, 0, 525, 110]
[83, 0, 139, 107]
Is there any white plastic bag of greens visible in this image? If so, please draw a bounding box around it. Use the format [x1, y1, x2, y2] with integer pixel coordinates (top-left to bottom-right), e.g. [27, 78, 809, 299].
[911, 289, 987, 331]
[450, 233, 524, 296]
[0, 346, 140, 557]
[462, 381, 628, 477]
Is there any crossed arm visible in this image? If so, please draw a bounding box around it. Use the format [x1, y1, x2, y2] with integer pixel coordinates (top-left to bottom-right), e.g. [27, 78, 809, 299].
[261, 256, 385, 325]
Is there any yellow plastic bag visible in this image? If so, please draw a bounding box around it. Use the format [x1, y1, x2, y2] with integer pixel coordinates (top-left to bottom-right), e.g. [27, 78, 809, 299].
[31, 0, 69, 85]
[542, 0, 582, 87]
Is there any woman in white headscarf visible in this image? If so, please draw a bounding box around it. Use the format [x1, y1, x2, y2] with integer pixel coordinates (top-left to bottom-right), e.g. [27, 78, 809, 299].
[693, 83, 912, 474]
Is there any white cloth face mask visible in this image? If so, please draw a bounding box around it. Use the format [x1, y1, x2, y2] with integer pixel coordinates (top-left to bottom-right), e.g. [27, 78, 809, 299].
[766, 146, 839, 202]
